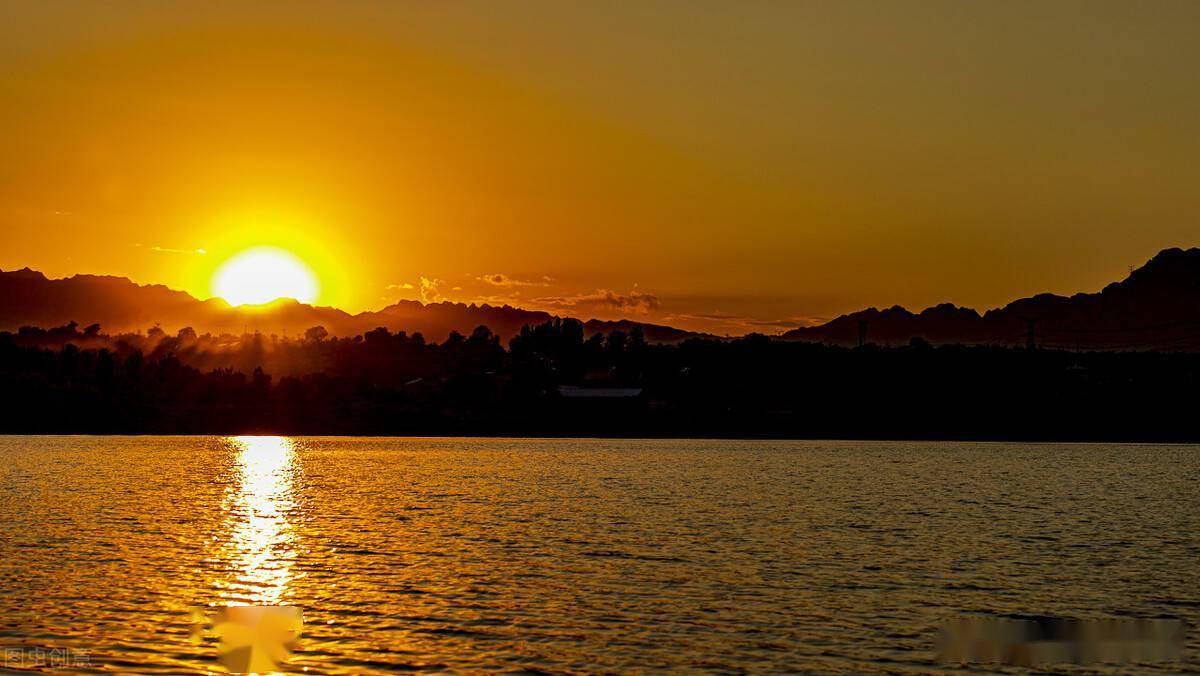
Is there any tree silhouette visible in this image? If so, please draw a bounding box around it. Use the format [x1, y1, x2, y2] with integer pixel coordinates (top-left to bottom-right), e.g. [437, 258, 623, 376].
[0, 318, 1197, 439]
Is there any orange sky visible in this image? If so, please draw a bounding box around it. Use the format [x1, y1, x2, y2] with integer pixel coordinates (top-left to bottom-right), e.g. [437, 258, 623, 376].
[2, 1, 1198, 334]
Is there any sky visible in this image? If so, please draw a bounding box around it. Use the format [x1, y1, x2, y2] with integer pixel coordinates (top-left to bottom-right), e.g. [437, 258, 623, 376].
[2, 1, 1198, 334]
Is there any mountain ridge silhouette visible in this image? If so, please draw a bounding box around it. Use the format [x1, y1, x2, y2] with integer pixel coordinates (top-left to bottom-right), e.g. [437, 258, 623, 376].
[782, 247, 1200, 350]
[0, 267, 704, 343]
[3, 246, 1199, 349]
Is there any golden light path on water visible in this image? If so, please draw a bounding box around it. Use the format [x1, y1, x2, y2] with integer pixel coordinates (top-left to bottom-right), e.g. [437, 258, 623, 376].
[222, 436, 298, 606]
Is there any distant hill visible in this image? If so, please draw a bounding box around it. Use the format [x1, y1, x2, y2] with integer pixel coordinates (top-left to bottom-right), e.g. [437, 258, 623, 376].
[0, 268, 705, 343]
[783, 247, 1200, 350]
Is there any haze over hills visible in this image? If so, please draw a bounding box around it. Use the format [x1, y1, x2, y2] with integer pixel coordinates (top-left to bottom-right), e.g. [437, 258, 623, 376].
[2, 246, 1200, 350]
[0, 267, 703, 343]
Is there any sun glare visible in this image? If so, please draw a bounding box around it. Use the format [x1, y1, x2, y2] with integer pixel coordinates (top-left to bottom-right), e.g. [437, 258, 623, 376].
[212, 247, 319, 306]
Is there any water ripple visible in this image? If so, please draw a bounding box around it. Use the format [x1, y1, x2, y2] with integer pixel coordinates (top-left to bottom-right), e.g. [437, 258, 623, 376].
[0, 438, 1197, 672]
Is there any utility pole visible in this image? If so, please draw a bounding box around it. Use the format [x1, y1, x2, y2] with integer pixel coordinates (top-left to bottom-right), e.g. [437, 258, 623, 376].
[857, 319, 869, 348]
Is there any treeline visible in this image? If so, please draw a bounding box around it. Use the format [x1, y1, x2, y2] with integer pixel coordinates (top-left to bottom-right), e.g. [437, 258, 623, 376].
[1, 319, 1198, 439]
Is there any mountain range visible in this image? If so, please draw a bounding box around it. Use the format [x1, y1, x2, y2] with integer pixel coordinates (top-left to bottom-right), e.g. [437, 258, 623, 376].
[783, 247, 1200, 350]
[2, 246, 1199, 349]
[0, 267, 702, 343]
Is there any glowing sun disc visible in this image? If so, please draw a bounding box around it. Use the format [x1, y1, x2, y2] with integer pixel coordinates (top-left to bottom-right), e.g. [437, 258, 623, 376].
[212, 247, 319, 306]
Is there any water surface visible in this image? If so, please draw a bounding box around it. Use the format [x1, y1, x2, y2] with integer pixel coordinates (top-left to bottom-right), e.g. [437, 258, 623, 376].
[0, 437, 1196, 672]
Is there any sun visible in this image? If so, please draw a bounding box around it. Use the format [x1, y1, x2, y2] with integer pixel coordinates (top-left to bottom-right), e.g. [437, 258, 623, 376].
[212, 247, 319, 306]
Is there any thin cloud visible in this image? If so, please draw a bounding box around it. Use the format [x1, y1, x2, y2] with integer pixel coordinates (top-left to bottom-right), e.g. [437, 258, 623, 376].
[686, 312, 745, 321]
[533, 289, 660, 315]
[478, 273, 550, 288]
[747, 317, 816, 329]
[665, 313, 820, 332]
[147, 245, 207, 255]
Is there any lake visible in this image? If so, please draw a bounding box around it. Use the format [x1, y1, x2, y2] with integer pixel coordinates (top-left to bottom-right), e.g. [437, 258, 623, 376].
[0, 437, 1196, 672]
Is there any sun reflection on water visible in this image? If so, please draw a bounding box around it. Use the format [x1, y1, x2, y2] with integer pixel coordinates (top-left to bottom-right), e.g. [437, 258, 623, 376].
[223, 436, 298, 605]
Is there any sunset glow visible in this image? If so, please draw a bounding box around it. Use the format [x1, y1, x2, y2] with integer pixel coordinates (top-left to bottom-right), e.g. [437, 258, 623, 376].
[212, 247, 318, 306]
[2, 3, 1199, 674]
[4, 3, 1199, 333]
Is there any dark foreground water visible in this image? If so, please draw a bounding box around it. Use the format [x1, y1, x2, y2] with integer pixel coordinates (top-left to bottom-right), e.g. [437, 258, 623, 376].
[0, 437, 1196, 673]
